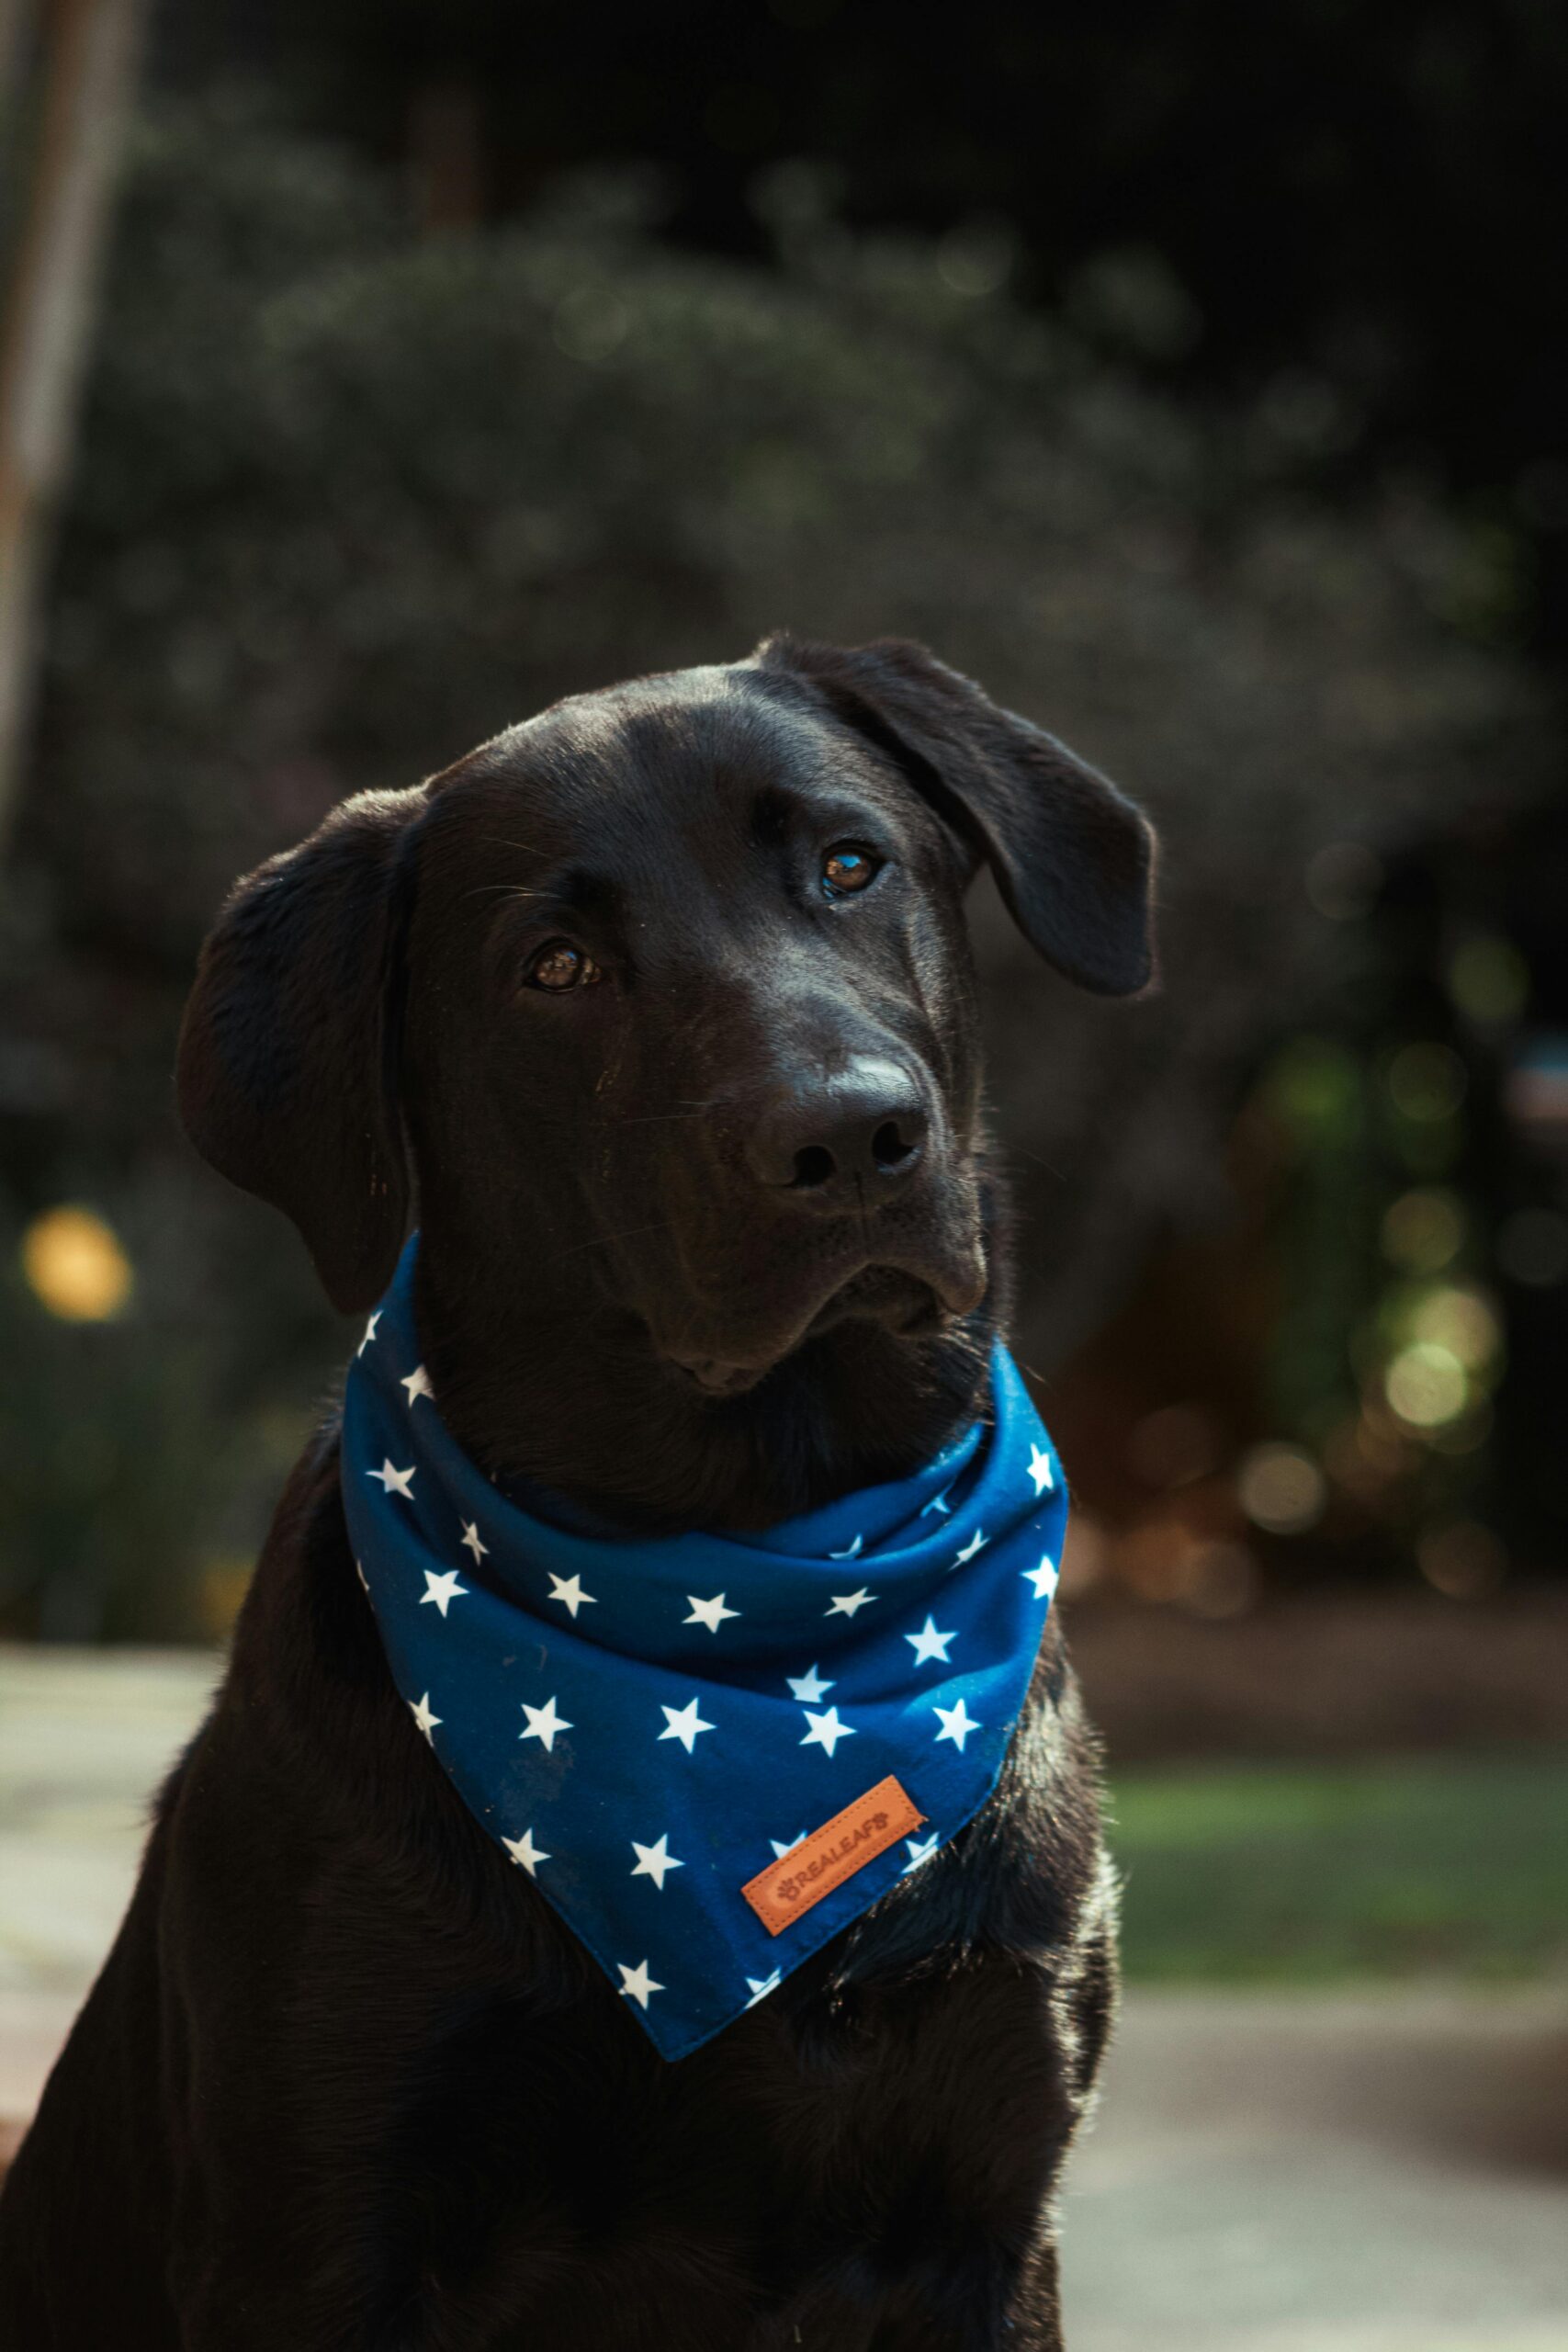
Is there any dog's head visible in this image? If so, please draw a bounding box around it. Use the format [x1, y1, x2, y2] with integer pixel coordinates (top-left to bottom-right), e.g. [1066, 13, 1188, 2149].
[179, 636, 1154, 1473]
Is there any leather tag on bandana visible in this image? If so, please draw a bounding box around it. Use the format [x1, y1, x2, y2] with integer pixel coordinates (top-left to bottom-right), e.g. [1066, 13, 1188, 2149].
[742, 1776, 926, 1937]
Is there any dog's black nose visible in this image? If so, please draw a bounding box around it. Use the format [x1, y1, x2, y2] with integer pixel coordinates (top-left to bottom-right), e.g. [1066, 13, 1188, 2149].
[747, 1058, 930, 1201]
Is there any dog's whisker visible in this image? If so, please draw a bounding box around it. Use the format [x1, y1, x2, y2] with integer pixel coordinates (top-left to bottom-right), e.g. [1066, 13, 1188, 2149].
[599, 1104, 725, 1125]
[1008, 1141, 1065, 1179]
[476, 834, 549, 859]
[554, 1218, 674, 1262]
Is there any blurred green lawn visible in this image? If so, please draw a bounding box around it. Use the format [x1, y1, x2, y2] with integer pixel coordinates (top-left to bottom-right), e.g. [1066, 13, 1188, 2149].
[1110, 1750, 1568, 1984]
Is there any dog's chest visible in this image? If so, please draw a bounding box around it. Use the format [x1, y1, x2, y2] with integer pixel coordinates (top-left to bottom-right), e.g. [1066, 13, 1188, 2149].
[392, 1940, 1066, 2346]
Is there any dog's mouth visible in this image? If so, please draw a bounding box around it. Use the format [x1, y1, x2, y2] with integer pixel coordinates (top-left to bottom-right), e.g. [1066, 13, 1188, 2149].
[804, 1262, 945, 1341]
[662, 1265, 958, 1397]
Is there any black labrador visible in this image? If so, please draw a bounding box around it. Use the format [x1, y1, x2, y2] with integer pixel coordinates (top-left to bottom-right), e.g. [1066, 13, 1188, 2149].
[0, 634, 1155, 2349]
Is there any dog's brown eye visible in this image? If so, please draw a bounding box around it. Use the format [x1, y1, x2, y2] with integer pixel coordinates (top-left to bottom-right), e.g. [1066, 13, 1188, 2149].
[822, 845, 880, 898]
[528, 942, 600, 992]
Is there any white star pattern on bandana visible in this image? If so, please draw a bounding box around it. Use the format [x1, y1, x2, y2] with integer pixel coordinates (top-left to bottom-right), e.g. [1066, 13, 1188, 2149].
[905, 1615, 955, 1667]
[419, 1568, 468, 1617]
[547, 1572, 596, 1619]
[357, 1311, 381, 1355]
[617, 1959, 663, 2009]
[932, 1698, 981, 1752]
[659, 1698, 714, 1753]
[1021, 1555, 1059, 1600]
[683, 1592, 739, 1633]
[344, 1241, 1069, 2062]
[519, 1697, 571, 1752]
[800, 1705, 855, 1758]
[502, 1828, 548, 1874]
[630, 1835, 683, 1889]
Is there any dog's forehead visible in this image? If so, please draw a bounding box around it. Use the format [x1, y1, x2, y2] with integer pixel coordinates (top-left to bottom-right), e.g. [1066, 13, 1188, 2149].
[431, 666, 879, 866]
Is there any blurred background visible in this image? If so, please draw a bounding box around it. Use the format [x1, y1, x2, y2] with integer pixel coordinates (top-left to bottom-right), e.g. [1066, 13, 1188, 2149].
[1, 4, 1565, 2343]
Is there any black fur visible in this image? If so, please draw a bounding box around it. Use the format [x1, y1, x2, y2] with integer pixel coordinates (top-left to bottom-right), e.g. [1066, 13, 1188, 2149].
[0, 637, 1152, 2348]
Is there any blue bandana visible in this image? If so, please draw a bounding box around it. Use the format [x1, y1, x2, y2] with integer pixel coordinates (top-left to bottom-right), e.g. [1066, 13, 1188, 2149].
[342, 1240, 1067, 2060]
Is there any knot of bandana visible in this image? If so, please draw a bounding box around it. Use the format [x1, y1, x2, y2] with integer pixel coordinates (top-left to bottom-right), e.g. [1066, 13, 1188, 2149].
[343, 1240, 1067, 2060]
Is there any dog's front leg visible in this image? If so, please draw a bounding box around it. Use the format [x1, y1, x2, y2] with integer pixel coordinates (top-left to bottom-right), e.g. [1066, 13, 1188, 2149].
[739, 2227, 1064, 2352]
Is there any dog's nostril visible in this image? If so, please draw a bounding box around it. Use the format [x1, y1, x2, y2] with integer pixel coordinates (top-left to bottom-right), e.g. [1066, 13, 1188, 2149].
[791, 1144, 836, 1189]
[751, 1062, 931, 1195]
[871, 1120, 920, 1172]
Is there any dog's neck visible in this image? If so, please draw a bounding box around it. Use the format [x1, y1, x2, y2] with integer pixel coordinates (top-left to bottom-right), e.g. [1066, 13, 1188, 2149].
[409, 1213, 1005, 1535]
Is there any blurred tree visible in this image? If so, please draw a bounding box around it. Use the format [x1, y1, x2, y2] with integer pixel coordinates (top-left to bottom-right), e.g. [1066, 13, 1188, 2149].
[0, 0, 148, 845]
[186, 0, 1568, 655]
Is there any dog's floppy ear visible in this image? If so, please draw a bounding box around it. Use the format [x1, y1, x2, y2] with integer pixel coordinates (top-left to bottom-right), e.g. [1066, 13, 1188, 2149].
[757, 634, 1156, 995]
[176, 786, 427, 1313]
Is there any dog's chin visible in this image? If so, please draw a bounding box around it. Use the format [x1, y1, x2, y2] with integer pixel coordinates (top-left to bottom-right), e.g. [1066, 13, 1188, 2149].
[659, 1261, 979, 1399]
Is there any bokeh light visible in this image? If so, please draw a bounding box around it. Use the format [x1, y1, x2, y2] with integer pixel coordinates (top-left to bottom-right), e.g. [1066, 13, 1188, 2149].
[20, 1207, 133, 1322]
[933, 220, 1014, 299]
[1407, 1283, 1501, 1372]
[1416, 1521, 1508, 1600]
[1236, 1443, 1326, 1534]
[1383, 1341, 1467, 1430]
[1381, 1187, 1464, 1273]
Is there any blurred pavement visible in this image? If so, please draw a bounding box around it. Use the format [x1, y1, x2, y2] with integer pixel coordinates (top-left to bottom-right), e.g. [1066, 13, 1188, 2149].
[1061, 1992, 1568, 2352]
[0, 1644, 218, 2145]
[3, 1644, 1565, 2347]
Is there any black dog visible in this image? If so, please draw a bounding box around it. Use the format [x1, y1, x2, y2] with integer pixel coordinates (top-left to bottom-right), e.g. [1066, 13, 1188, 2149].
[0, 635, 1154, 2348]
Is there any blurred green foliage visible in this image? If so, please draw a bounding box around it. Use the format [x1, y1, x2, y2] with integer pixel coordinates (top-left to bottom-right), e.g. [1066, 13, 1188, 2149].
[32, 96, 1547, 966]
[0, 1185, 335, 1639]
[1113, 1752, 1568, 1982]
[1254, 1028, 1506, 1562]
[0, 94, 1556, 1634]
